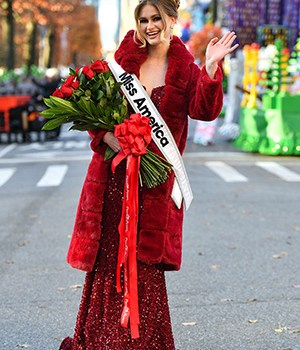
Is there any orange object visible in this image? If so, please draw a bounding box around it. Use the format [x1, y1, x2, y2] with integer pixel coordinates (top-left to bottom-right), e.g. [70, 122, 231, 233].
[0, 95, 31, 132]
[28, 111, 41, 122]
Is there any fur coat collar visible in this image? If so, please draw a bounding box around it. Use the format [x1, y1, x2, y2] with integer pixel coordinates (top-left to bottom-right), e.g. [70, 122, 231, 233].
[115, 30, 195, 91]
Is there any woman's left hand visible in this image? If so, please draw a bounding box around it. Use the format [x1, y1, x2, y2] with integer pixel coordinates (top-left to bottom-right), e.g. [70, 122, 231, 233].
[205, 31, 239, 79]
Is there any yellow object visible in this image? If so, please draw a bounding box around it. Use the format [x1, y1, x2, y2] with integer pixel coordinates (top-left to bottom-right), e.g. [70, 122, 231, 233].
[247, 44, 260, 109]
[241, 45, 251, 107]
[241, 43, 260, 108]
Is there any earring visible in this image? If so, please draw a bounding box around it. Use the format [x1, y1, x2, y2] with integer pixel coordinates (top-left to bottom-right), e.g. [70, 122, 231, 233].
[170, 26, 174, 39]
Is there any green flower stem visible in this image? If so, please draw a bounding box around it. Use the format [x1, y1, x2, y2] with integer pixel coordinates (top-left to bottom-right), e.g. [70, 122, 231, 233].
[140, 155, 169, 188]
[141, 165, 159, 178]
[146, 149, 172, 166]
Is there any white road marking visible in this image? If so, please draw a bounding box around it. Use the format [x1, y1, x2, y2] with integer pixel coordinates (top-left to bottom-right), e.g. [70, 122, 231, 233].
[20, 143, 48, 151]
[205, 161, 248, 182]
[0, 144, 17, 158]
[0, 155, 91, 165]
[184, 151, 252, 159]
[20, 140, 89, 151]
[0, 168, 16, 187]
[1, 158, 299, 189]
[256, 162, 300, 182]
[37, 165, 68, 187]
[64, 140, 89, 149]
[52, 141, 64, 149]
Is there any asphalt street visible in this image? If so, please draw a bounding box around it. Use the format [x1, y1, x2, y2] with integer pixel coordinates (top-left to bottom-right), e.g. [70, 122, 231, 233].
[0, 128, 300, 350]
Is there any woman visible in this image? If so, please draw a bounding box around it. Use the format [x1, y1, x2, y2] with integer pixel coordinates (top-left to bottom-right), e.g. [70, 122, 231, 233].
[60, 0, 238, 349]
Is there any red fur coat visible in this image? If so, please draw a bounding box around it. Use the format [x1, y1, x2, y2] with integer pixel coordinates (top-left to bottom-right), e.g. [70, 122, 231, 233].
[67, 30, 223, 272]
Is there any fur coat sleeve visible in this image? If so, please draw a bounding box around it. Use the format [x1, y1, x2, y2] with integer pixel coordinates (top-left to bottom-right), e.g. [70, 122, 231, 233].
[187, 64, 223, 120]
[66, 129, 109, 272]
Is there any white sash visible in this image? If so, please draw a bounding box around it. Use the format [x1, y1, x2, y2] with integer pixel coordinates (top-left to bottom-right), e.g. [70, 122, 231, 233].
[108, 60, 193, 210]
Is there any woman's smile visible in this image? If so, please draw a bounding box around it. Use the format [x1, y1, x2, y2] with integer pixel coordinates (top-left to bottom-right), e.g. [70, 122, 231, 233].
[146, 31, 160, 40]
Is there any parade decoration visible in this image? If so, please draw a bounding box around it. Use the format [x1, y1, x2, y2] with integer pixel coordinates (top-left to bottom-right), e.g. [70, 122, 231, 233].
[288, 36, 300, 94]
[225, 0, 265, 47]
[224, 0, 299, 49]
[282, 0, 300, 49]
[233, 38, 300, 156]
[260, 40, 293, 93]
[241, 43, 260, 109]
[41, 60, 171, 188]
[188, 24, 222, 65]
[257, 25, 288, 49]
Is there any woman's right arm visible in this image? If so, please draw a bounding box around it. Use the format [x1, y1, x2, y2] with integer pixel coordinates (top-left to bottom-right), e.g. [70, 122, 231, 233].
[103, 132, 121, 152]
[88, 130, 121, 154]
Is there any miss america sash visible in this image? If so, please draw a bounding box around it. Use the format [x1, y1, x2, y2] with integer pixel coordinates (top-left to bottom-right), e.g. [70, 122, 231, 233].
[108, 60, 193, 210]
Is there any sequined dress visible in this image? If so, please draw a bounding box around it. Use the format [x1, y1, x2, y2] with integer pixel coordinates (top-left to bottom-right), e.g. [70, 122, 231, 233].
[59, 86, 176, 350]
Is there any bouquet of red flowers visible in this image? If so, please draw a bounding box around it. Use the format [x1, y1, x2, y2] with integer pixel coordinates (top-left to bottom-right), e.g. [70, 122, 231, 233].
[41, 60, 171, 188]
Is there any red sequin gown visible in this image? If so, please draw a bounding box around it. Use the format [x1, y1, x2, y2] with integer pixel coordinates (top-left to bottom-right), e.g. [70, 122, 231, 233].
[59, 87, 176, 350]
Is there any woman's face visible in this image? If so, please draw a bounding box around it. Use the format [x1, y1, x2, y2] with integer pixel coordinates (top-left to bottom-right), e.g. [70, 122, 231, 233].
[138, 4, 175, 46]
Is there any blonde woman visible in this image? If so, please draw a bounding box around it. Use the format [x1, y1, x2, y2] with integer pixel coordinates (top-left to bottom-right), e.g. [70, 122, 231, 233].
[59, 1, 238, 349]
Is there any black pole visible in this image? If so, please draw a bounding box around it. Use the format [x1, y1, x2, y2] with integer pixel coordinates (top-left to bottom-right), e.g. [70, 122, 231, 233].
[6, 0, 15, 70]
[47, 26, 56, 68]
[27, 21, 38, 69]
[265, 0, 269, 24]
[279, 0, 284, 25]
[212, 0, 218, 24]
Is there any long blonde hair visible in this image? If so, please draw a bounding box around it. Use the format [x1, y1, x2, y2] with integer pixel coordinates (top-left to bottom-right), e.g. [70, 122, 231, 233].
[134, 0, 179, 47]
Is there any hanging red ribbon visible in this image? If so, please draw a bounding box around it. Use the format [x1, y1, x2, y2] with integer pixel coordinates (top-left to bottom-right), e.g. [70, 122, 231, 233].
[111, 113, 152, 339]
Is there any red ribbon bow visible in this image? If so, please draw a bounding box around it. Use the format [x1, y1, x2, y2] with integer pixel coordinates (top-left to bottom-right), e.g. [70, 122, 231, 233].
[112, 113, 151, 339]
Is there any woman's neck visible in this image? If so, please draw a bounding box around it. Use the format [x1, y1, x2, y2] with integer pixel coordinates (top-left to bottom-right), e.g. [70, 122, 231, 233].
[147, 41, 170, 62]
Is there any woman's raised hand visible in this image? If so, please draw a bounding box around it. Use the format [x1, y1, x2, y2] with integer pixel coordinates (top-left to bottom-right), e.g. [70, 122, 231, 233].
[205, 31, 239, 79]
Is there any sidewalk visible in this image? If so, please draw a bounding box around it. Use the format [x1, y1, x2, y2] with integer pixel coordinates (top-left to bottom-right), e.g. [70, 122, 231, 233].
[185, 132, 240, 154]
[185, 118, 241, 154]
